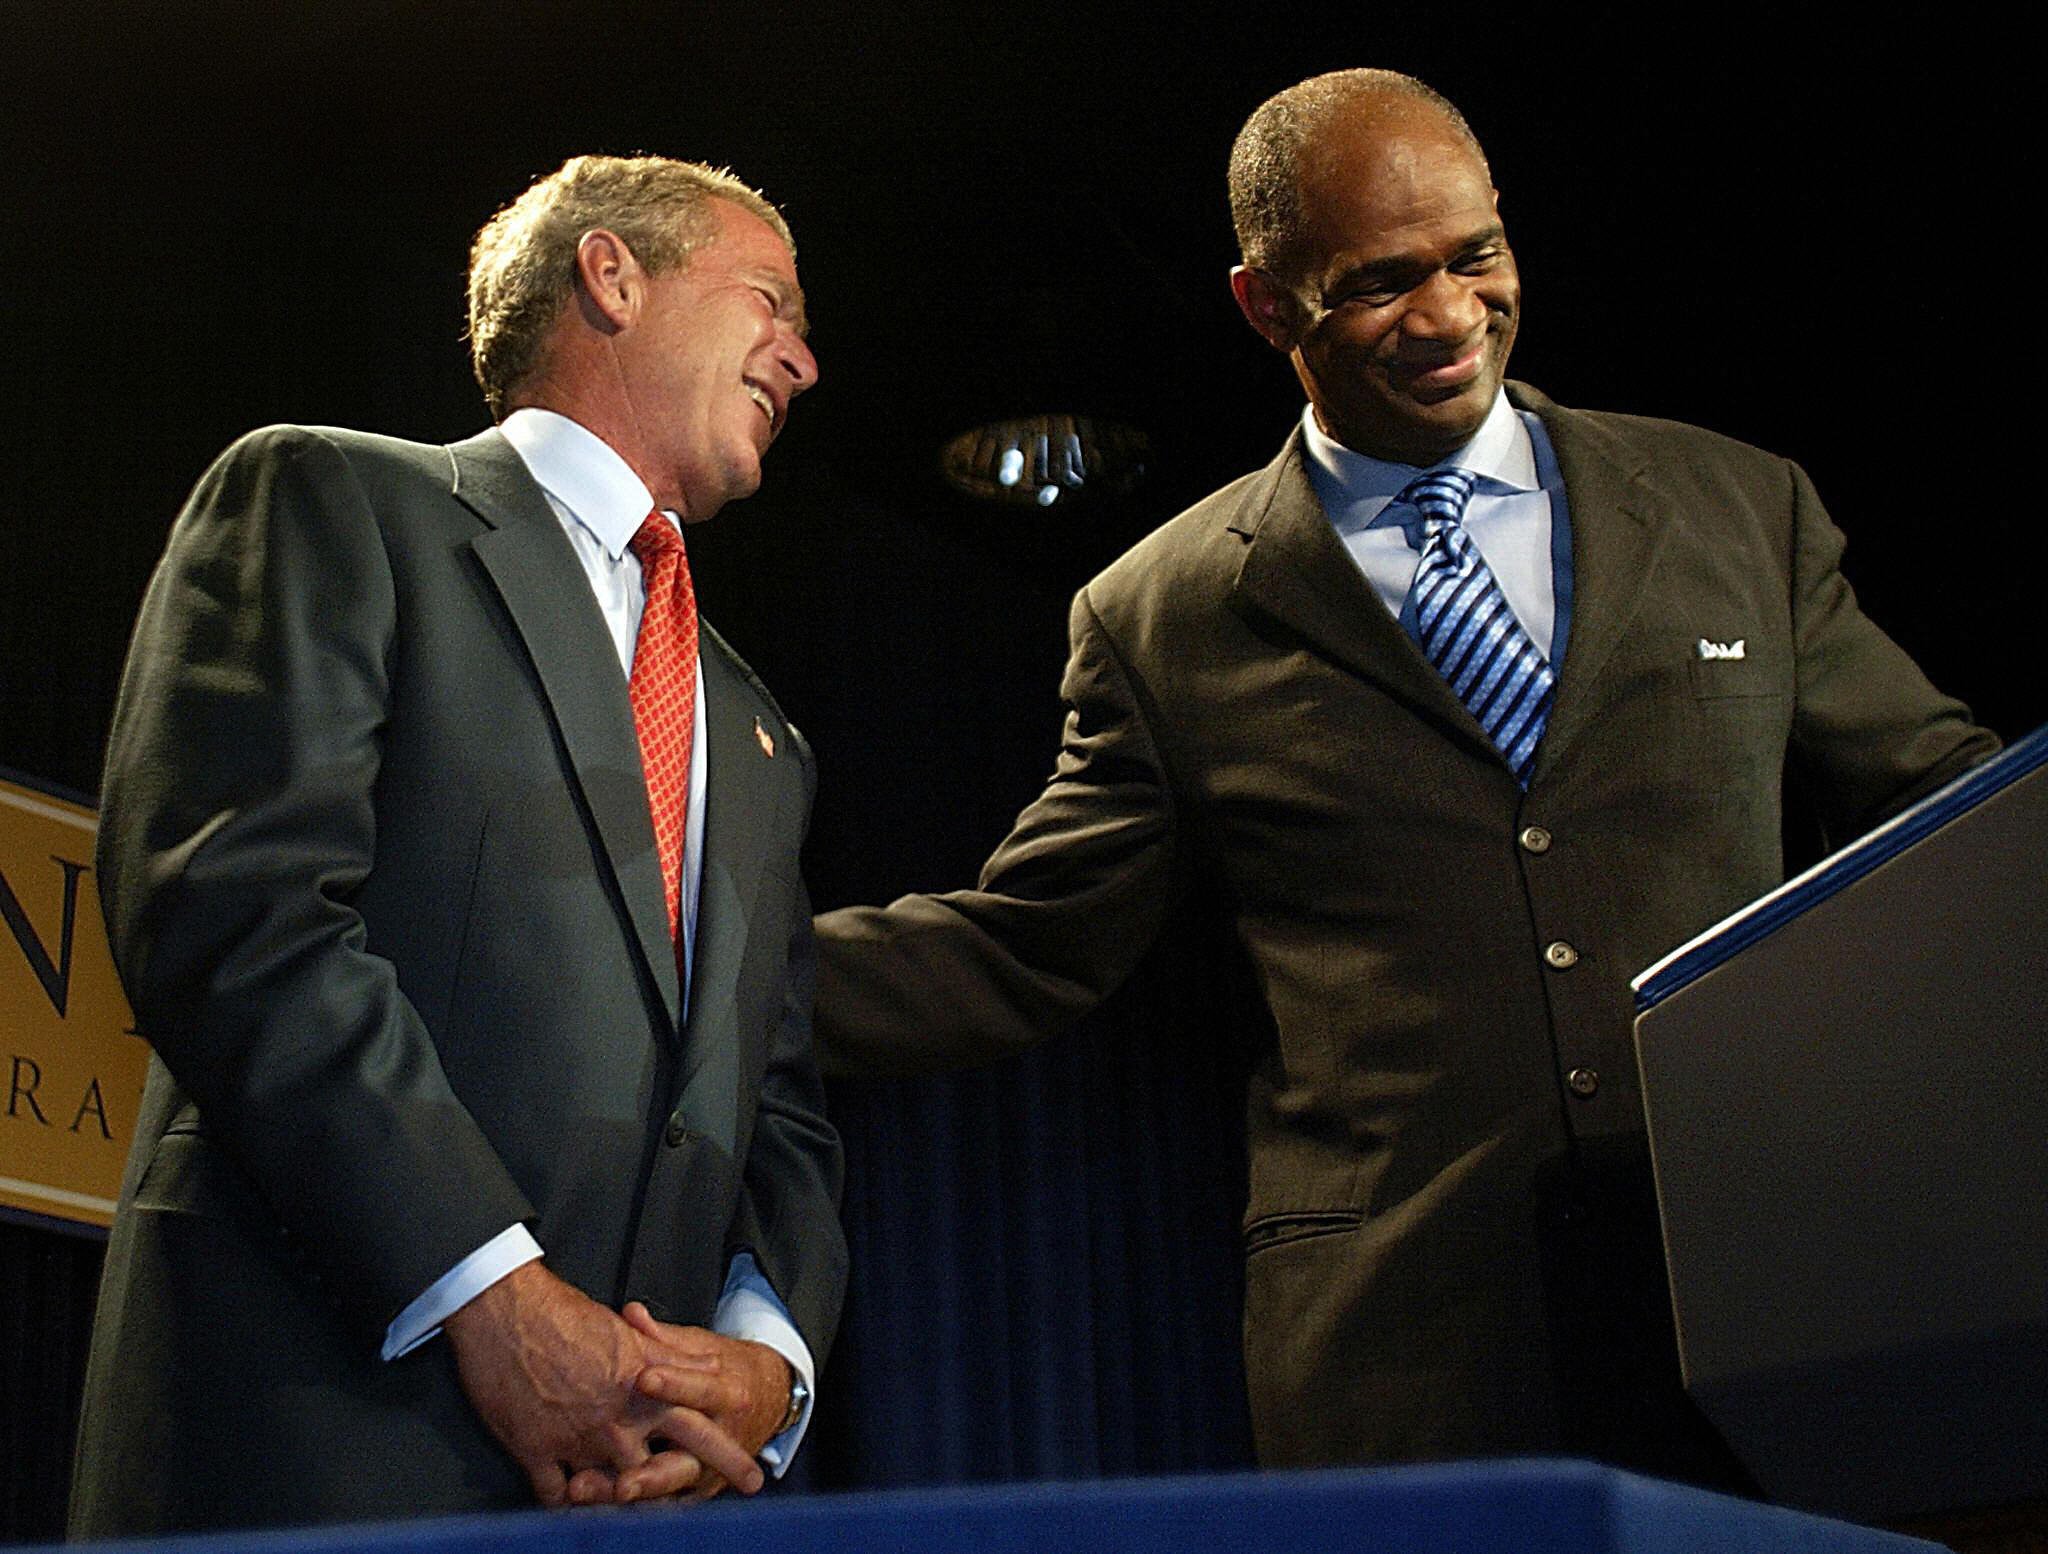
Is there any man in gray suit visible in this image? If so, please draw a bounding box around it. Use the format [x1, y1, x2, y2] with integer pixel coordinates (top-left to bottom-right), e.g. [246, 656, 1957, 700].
[74, 155, 844, 1534]
[813, 71, 1995, 1479]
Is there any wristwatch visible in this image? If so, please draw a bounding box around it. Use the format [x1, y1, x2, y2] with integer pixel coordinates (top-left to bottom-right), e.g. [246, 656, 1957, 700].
[776, 1372, 810, 1436]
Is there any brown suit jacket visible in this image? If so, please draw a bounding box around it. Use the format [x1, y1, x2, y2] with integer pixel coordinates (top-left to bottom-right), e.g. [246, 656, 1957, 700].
[813, 382, 1994, 1468]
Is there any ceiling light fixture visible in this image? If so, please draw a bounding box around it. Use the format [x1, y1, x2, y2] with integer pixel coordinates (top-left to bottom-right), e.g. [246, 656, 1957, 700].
[940, 413, 1150, 509]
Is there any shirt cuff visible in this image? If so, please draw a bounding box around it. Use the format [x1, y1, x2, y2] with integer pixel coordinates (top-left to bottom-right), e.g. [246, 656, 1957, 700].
[714, 1252, 815, 1476]
[380, 1224, 543, 1361]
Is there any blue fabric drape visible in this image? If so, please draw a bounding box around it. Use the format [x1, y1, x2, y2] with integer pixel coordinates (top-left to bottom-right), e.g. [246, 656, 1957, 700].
[806, 926, 1257, 1487]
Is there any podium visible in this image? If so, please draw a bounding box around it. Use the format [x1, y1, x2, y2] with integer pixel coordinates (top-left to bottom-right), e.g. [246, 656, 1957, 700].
[47, 1464, 1945, 1554]
[1632, 727, 2048, 1523]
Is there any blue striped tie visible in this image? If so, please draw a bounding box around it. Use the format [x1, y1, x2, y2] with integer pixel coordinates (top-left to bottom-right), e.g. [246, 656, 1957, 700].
[1400, 468, 1554, 788]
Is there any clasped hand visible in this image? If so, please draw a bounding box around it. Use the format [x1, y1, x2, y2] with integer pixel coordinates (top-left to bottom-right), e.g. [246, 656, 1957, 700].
[443, 1262, 793, 1508]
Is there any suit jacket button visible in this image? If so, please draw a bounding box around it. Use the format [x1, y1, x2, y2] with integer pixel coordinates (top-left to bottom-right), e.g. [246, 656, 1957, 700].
[1567, 1067, 1600, 1098]
[664, 1116, 688, 1147]
[1544, 940, 1579, 969]
[1519, 825, 1552, 854]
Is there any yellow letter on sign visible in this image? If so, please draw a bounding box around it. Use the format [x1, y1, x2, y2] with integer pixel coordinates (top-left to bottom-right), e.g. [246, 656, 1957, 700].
[0, 775, 145, 1232]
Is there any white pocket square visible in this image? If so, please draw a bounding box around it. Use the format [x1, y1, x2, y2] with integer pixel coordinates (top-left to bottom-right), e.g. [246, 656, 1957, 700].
[1696, 638, 1746, 660]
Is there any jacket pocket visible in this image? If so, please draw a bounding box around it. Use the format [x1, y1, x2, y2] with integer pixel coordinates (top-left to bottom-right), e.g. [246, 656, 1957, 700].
[1244, 1207, 1364, 1254]
[132, 1130, 265, 1226]
[1687, 650, 1783, 701]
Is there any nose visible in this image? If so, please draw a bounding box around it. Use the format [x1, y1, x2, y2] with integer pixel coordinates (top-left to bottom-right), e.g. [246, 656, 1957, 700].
[1403, 269, 1487, 344]
[778, 326, 819, 395]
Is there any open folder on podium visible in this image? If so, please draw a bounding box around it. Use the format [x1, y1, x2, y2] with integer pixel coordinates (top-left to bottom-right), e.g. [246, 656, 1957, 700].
[1631, 725, 2048, 1523]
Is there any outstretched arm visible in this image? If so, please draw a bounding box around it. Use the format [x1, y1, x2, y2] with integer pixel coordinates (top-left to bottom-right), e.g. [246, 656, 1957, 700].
[813, 589, 1189, 1077]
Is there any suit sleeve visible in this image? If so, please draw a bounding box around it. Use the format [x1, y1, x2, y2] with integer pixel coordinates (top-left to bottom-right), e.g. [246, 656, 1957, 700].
[811, 587, 1188, 1078]
[725, 732, 847, 1359]
[1781, 458, 2000, 842]
[95, 427, 532, 1339]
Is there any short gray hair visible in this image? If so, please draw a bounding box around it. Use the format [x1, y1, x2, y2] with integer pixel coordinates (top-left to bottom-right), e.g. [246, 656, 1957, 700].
[1227, 69, 1487, 281]
[467, 154, 794, 418]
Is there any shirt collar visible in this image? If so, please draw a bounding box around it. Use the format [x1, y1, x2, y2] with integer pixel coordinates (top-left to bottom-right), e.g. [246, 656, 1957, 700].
[1300, 390, 1537, 530]
[499, 407, 662, 559]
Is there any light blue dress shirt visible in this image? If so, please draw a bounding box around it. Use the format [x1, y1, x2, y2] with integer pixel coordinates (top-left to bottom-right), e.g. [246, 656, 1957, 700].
[1299, 391, 1574, 664]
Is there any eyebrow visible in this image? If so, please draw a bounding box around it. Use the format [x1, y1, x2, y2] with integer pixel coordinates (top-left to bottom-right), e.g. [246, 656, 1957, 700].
[1452, 224, 1508, 257]
[781, 287, 812, 341]
[733, 264, 802, 337]
[1326, 223, 1507, 292]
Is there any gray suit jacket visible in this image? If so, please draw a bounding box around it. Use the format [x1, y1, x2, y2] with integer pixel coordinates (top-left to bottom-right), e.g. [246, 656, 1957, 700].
[814, 381, 1994, 1467]
[72, 425, 844, 1536]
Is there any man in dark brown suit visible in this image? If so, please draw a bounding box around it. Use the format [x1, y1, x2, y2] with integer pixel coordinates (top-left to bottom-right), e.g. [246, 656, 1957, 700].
[812, 70, 1995, 1480]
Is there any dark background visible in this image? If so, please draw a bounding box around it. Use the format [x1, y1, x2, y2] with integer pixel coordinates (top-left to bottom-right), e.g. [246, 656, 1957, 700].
[1, 2, 2040, 1538]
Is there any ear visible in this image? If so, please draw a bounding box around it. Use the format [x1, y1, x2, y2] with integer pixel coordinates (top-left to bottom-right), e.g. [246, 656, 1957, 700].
[1230, 265, 1302, 352]
[573, 228, 642, 331]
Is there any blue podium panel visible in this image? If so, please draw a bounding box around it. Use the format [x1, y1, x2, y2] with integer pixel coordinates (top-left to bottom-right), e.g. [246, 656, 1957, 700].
[1633, 726, 2048, 1520]
[57, 1464, 1940, 1554]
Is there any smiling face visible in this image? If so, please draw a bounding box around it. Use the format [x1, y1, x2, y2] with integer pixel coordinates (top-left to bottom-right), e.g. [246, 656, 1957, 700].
[1233, 103, 1519, 466]
[612, 198, 817, 520]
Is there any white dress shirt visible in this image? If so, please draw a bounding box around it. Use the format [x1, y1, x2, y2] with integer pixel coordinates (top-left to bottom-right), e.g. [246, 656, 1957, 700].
[379, 408, 813, 1470]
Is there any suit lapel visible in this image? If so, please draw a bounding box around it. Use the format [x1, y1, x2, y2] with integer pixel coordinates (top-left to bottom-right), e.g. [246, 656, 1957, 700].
[446, 429, 682, 1031]
[672, 629, 777, 1155]
[1508, 383, 1674, 781]
[1227, 429, 1502, 762]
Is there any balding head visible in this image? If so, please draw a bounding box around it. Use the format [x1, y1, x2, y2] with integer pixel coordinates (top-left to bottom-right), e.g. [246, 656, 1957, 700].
[1224, 68, 1518, 465]
[1229, 69, 1488, 285]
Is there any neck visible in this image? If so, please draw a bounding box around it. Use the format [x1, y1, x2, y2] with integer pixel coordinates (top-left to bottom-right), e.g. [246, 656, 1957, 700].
[510, 376, 672, 514]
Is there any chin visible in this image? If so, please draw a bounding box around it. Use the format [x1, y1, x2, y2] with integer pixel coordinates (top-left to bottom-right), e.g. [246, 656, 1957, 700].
[678, 462, 764, 521]
[1418, 384, 1496, 440]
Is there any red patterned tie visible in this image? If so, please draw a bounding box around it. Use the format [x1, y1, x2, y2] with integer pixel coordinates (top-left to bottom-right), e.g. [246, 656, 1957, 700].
[627, 511, 698, 943]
